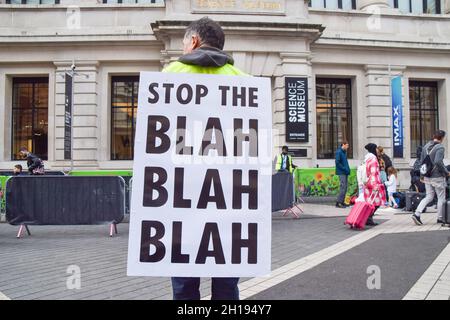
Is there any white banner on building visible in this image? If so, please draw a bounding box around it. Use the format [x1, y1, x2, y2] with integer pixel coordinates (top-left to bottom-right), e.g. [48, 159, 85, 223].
[127, 72, 272, 277]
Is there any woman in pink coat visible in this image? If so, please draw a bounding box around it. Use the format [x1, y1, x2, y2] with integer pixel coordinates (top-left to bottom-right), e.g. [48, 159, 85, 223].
[363, 143, 386, 226]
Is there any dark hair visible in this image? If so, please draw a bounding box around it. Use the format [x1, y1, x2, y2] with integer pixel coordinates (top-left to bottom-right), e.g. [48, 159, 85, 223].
[282, 146, 289, 151]
[14, 164, 22, 171]
[19, 147, 28, 152]
[433, 130, 446, 141]
[185, 17, 225, 50]
[341, 141, 349, 146]
[365, 143, 378, 156]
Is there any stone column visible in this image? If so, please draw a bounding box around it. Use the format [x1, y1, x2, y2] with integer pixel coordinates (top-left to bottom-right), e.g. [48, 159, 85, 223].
[160, 49, 182, 69]
[273, 52, 313, 165]
[54, 61, 99, 170]
[363, 64, 406, 160]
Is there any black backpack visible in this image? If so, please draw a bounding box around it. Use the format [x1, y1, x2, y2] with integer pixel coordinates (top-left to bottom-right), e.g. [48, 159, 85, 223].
[420, 144, 438, 178]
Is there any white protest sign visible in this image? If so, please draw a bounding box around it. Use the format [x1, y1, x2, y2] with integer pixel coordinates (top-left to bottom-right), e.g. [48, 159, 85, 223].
[127, 71, 272, 277]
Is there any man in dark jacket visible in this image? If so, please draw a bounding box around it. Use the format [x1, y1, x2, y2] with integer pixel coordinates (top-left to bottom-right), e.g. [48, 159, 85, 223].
[335, 141, 350, 208]
[164, 17, 244, 301]
[412, 130, 450, 225]
[19, 147, 44, 175]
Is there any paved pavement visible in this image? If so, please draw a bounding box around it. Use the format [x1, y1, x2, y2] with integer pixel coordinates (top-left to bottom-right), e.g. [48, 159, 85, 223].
[0, 203, 449, 300]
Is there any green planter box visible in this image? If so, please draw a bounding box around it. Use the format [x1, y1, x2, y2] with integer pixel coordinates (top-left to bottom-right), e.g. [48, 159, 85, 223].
[294, 168, 358, 198]
[68, 170, 133, 177]
[0, 176, 11, 214]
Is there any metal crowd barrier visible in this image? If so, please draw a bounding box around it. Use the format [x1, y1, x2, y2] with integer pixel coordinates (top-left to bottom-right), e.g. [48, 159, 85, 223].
[5, 176, 125, 238]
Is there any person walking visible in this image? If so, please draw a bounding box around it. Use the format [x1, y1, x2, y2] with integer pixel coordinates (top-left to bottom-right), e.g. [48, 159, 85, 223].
[163, 17, 246, 301]
[363, 143, 386, 226]
[335, 141, 350, 208]
[412, 130, 450, 225]
[275, 146, 297, 173]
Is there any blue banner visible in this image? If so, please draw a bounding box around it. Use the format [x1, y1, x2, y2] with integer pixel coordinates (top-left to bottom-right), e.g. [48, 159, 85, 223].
[391, 76, 403, 158]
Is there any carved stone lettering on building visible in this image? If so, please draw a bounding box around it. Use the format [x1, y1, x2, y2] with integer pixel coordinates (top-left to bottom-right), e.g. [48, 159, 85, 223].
[192, 0, 285, 15]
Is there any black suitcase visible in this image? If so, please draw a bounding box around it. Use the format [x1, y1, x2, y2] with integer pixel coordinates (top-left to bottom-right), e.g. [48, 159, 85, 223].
[406, 191, 426, 213]
[405, 192, 427, 212]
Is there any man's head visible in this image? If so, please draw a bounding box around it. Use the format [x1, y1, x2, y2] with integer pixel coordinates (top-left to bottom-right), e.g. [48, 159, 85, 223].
[183, 17, 225, 54]
[19, 147, 29, 158]
[14, 164, 22, 174]
[341, 141, 349, 151]
[282, 146, 289, 155]
[433, 130, 446, 143]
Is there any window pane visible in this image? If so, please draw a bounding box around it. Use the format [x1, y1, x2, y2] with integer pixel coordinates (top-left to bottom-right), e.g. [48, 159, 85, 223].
[35, 82, 49, 108]
[310, 0, 325, 8]
[12, 78, 48, 160]
[334, 108, 353, 158]
[316, 78, 352, 159]
[341, 0, 354, 10]
[332, 83, 350, 106]
[422, 110, 438, 140]
[325, 0, 338, 9]
[421, 86, 438, 110]
[111, 76, 139, 160]
[316, 83, 331, 109]
[12, 109, 33, 160]
[410, 109, 421, 158]
[398, 0, 410, 13]
[409, 81, 439, 158]
[13, 83, 33, 109]
[317, 108, 334, 159]
[33, 109, 48, 160]
[411, 0, 423, 13]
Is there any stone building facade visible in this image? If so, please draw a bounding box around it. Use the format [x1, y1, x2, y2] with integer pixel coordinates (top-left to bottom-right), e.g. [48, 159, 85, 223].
[0, 0, 449, 188]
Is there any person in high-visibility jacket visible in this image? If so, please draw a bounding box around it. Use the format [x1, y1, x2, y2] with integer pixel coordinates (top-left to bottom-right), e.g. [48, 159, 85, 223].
[275, 146, 297, 173]
[163, 17, 245, 301]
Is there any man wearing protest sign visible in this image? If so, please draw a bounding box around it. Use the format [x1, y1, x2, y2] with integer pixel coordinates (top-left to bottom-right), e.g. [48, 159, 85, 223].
[165, 18, 246, 301]
[127, 17, 272, 301]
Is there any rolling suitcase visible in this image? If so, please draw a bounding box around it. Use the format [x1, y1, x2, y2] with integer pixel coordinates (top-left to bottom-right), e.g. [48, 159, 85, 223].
[345, 191, 377, 230]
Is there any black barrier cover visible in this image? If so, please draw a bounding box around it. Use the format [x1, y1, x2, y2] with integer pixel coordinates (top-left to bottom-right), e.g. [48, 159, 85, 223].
[272, 171, 294, 212]
[6, 176, 125, 225]
[0, 171, 65, 176]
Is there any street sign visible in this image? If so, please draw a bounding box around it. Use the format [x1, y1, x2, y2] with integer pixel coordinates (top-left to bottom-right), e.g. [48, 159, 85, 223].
[285, 77, 309, 142]
[64, 73, 73, 160]
[391, 76, 404, 158]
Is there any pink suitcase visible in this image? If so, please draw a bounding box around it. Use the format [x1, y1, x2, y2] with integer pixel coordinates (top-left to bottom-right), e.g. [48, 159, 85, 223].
[345, 192, 377, 230]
